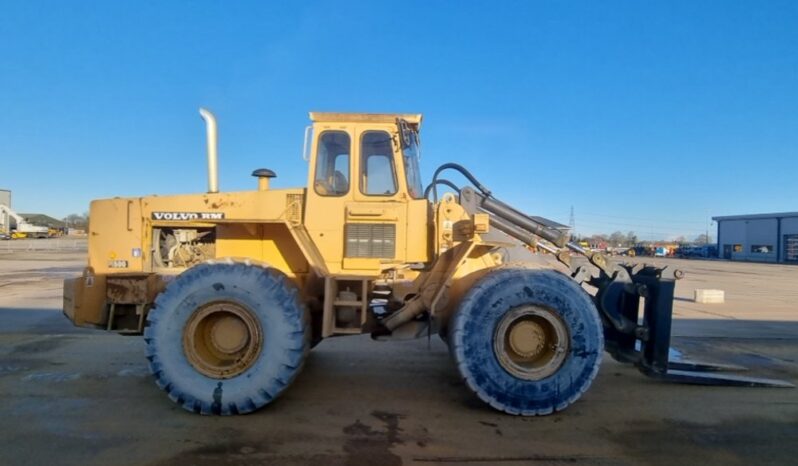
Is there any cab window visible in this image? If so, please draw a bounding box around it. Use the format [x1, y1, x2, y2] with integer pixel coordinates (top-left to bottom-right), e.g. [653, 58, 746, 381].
[314, 131, 350, 196]
[360, 131, 397, 196]
[402, 136, 423, 199]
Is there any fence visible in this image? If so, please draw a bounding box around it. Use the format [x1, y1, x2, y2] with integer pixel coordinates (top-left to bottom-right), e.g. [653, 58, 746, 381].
[0, 237, 88, 253]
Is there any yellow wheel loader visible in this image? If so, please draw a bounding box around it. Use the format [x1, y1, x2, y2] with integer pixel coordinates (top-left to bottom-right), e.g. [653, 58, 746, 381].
[63, 110, 792, 416]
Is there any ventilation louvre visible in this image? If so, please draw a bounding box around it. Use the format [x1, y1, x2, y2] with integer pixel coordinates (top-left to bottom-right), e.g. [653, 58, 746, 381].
[285, 194, 303, 224]
[345, 223, 396, 258]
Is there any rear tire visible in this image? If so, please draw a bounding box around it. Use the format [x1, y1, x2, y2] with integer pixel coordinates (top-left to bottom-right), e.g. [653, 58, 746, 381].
[144, 259, 309, 415]
[449, 268, 603, 415]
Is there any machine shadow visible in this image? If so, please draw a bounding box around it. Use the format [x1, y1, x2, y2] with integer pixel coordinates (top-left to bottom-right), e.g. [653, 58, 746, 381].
[0, 307, 103, 335]
[671, 317, 798, 340]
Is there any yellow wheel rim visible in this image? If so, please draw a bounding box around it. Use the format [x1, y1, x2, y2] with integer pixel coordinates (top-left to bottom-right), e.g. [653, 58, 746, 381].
[494, 305, 570, 380]
[183, 301, 262, 379]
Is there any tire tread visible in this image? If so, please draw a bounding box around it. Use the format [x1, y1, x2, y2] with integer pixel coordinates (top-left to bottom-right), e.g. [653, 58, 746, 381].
[145, 259, 310, 415]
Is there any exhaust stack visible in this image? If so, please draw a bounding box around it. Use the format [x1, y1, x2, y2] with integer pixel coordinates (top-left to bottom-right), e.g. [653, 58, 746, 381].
[199, 108, 219, 193]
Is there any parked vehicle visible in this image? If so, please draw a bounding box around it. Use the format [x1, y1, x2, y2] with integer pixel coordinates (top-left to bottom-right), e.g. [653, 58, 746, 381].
[679, 245, 717, 259]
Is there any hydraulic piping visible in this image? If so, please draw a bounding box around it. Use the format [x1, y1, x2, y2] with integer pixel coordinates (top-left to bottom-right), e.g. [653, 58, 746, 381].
[423, 179, 461, 199]
[428, 163, 491, 203]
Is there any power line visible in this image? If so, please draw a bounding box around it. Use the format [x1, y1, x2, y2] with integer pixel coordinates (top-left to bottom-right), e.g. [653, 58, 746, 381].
[569, 205, 575, 232]
[576, 219, 708, 234]
[578, 211, 708, 226]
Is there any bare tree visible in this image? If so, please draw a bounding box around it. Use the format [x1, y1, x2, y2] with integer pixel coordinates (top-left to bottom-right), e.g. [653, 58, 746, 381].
[695, 233, 712, 244]
[609, 231, 626, 247]
[65, 213, 89, 228]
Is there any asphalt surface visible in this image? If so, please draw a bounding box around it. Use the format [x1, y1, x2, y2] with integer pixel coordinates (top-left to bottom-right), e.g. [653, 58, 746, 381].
[0, 245, 796, 465]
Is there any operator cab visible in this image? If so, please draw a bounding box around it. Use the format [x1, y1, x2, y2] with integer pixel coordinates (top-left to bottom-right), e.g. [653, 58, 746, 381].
[303, 113, 429, 275]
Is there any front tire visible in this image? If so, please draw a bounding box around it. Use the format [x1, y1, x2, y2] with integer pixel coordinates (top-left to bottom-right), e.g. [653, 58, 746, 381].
[144, 259, 309, 415]
[449, 268, 603, 415]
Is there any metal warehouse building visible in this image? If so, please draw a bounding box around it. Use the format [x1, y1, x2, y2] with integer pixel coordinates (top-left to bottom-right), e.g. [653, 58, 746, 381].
[0, 189, 10, 234]
[713, 212, 798, 263]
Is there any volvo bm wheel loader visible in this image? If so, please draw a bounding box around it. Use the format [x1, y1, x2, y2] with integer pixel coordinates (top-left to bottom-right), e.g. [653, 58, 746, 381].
[63, 110, 792, 416]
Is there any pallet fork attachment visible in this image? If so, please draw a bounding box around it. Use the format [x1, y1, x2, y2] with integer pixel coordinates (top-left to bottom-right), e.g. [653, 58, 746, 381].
[584, 262, 794, 388]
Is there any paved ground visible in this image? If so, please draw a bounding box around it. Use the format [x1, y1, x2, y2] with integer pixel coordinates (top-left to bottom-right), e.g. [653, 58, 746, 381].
[0, 246, 796, 465]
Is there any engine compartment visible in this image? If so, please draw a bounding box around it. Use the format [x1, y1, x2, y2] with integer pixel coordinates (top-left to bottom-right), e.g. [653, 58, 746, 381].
[152, 227, 216, 269]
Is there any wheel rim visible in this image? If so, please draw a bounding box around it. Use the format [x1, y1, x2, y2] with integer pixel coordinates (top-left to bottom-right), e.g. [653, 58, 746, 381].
[183, 301, 262, 379]
[494, 305, 570, 380]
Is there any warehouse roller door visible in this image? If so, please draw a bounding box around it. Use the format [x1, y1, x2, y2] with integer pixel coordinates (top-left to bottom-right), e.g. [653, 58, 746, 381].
[785, 234, 798, 263]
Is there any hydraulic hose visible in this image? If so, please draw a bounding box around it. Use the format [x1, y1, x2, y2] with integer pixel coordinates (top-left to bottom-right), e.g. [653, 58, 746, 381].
[427, 163, 491, 203]
[423, 179, 460, 200]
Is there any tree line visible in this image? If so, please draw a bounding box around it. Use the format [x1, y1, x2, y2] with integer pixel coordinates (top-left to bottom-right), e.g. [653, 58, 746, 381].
[63, 212, 89, 228]
[574, 231, 712, 246]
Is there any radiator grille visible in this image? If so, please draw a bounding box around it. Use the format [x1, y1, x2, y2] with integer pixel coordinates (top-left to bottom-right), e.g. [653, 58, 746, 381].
[285, 194, 303, 224]
[345, 223, 396, 258]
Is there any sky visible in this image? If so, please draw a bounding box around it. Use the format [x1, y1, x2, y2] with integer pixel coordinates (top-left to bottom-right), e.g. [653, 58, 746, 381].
[1, 1, 796, 241]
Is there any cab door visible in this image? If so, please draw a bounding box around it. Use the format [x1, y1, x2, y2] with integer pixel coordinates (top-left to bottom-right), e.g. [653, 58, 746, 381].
[303, 126, 355, 274]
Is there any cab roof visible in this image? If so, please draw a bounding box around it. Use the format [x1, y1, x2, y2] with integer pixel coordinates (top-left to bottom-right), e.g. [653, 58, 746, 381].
[309, 112, 423, 127]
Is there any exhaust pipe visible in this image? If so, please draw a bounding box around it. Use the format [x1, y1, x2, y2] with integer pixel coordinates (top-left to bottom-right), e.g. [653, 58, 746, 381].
[199, 108, 219, 193]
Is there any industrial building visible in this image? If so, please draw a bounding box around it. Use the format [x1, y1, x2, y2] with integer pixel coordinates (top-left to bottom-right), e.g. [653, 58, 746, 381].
[713, 212, 798, 264]
[0, 189, 10, 233]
